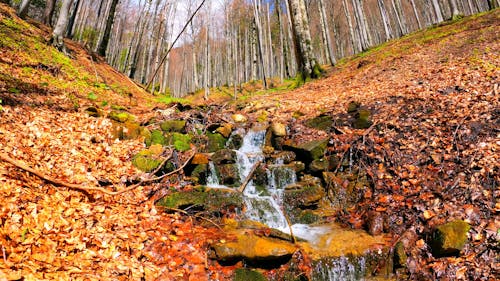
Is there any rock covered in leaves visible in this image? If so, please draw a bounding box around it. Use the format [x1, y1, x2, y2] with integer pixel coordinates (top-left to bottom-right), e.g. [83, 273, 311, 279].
[429, 220, 470, 257]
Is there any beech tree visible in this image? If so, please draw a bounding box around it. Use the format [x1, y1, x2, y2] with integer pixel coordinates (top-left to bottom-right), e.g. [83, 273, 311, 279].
[17, 0, 31, 19]
[287, 0, 318, 78]
[51, 0, 74, 52]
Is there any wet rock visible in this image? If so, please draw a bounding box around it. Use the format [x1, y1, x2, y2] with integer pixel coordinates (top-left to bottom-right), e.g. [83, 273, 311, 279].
[394, 241, 407, 269]
[284, 138, 329, 164]
[160, 120, 186, 133]
[157, 189, 243, 215]
[305, 115, 333, 131]
[273, 151, 296, 164]
[232, 113, 248, 123]
[234, 269, 266, 281]
[262, 146, 275, 155]
[297, 210, 321, 224]
[226, 132, 243, 150]
[206, 132, 227, 152]
[284, 176, 324, 209]
[216, 164, 240, 186]
[289, 161, 305, 173]
[208, 232, 296, 266]
[108, 110, 134, 123]
[429, 220, 470, 257]
[271, 122, 287, 137]
[132, 144, 164, 172]
[216, 123, 233, 138]
[211, 149, 237, 164]
[365, 211, 385, 236]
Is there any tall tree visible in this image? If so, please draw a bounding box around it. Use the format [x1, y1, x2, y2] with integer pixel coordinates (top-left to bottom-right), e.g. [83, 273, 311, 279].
[318, 0, 335, 65]
[97, 0, 119, 57]
[43, 0, 56, 26]
[17, 0, 31, 19]
[287, 0, 318, 78]
[51, 0, 74, 52]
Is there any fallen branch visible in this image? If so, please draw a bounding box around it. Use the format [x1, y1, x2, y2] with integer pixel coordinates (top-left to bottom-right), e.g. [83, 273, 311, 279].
[0, 149, 194, 196]
[238, 161, 261, 193]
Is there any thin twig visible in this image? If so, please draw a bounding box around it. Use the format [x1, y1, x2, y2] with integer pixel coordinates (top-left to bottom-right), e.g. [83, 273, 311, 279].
[0, 150, 194, 196]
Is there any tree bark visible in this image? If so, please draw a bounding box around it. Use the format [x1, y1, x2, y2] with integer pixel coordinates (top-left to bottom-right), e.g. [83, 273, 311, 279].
[318, 0, 336, 65]
[51, 0, 74, 52]
[17, 0, 31, 19]
[97, 0, 119, 57]
[287, 0, 317, 78]
[43, 0, 56, 26]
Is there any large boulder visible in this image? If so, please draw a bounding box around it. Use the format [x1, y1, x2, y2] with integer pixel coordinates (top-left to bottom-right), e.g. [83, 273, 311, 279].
[283, 138, 329, 164]
[206, 132, 227, 152]
[429, 220, 470, 257]
[209, 232, 296, 266]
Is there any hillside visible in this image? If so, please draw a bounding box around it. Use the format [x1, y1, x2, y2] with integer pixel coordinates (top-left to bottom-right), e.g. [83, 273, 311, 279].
[0, 3, 498, 280]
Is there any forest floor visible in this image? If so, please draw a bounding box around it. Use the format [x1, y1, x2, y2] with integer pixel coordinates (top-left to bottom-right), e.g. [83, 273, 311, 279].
[0, 3, 498, 281]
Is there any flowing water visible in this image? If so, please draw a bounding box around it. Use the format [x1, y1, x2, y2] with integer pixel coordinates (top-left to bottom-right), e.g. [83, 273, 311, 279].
[206, 129, 389, 280]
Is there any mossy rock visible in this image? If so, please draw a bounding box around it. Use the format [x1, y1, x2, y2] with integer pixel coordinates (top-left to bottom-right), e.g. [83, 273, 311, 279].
[145, 129, 165, 147]
[284, 138, 328, 164]
[227, 133, 243, 150]
[310, 158, 329, 173]
[190, 164, 208, 184]
[322, 171, 369, 210]
[216, 163, 240, 187]
[165, 133, 192, 152]
[353, 109, 372, 129]
[156, 189, 244, 215]
[160, 120, 186, 133]
[296, 210, 320, 224]
[111, 120, 143, 140]
[212, 149, 237, 164]
[85, 106, 103, 117]
[206, 132, 227, 152]
[429, 220, 470, 257]
[284, 179, 325, 210]
[108, 110, 134, 123]
[394, 241, 407, 269]
[216, 123, 233, 138]
[305, 115, 333, 131]
[132, 146, 164, 172]
[234, 269, 267, 281]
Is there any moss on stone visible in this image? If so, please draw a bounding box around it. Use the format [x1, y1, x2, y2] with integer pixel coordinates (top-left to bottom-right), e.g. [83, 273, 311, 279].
[160, 120, 186, 133]
[234, 269, 267, 281]
[305, 115, 333, 131]
[108, 110, 134, 123]
[206, 132, 227, 152]
[132, 148, 163, 172]
[156, 189, 243, 214]
[353, 109, 372, 129]
[430, 220, 470, 257]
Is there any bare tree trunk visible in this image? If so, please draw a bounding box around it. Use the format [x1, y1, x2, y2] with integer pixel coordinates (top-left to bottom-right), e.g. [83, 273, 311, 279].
[97, 0, 119, 57]
[287, 0, 317, 78]
[391, 0, 408, 36]
[204, 23, 210, 100]
[410, 0, 423, 29]
[431, 0, 444, 22]
[342, 0, 361, 54]
[17, 0, 31, 19]
[448, 0, 461, 18]
[252, 0, 267, 88]
[51, 0, 74, 52]
[378, 0, 393, 40]
[318, 0, 336, 65]
[43, 0, 56, 26]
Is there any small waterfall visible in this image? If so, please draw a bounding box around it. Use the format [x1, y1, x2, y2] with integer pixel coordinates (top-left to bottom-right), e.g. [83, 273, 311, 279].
[206, 162, 221, 187]
[313, 256, 367, 281]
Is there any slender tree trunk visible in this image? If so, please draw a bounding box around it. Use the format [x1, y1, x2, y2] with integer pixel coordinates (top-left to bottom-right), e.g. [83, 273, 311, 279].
[431, 0, 444, 22]
[378, 0, 393, 40]
[97, 0, 119, 57]
[43, 0, 56, 26]
[318, 0, 335, 65]
[410, 0, 423, 29]
[204, 24, 210, 99]
[17, 0, 31, 19]
[252, 0, 267, 88]
[391, 0, 407, 36]
[51, 0, 74, 52]
[448, 0, 461, 18]
[342, 0, 360, 54]
[66, 0, 80, 38]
